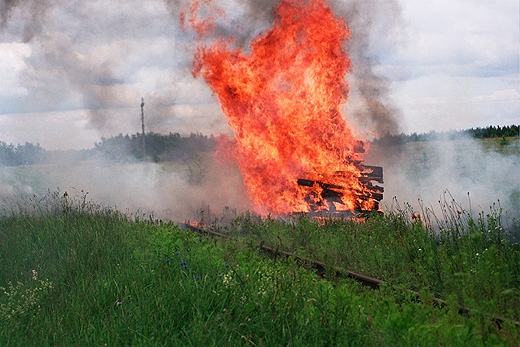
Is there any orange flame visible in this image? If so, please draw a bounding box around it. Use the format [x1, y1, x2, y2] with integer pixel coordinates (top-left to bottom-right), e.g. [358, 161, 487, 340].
[184, 0, 376, 214]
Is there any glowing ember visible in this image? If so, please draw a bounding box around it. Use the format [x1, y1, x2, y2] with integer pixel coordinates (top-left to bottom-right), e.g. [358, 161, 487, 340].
[183, 0, 380, 214]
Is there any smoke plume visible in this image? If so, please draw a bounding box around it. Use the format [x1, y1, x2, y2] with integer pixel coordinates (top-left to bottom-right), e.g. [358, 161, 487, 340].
[366, 135, 520, 223]
[0, 152, 251, 221]
[335, 0, 403, 137]
[0, 0, 178, 134]
[0, 0, 62, 42]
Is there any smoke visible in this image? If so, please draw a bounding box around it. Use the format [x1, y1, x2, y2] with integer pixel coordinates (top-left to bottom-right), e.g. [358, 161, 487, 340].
[19, 32, 132, 132]
[1, 0, 183, 136]
[0, 0, 249, 220]
[0, 0, 63, 42]
[174, 0, 519, 221]
[217, 0, 278, 50]
[1, 0, 119, 132]
[0, 150, 251, 221]
[366, 135, 520, 222]
[2, 0, 402, 141]
[170, 0, 402, 138]
[333, 0, 403, 138]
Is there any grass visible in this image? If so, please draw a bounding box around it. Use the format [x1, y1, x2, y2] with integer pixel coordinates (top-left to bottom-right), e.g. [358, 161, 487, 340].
[0, 191, 519, 346]
[218, 196, 520, 321]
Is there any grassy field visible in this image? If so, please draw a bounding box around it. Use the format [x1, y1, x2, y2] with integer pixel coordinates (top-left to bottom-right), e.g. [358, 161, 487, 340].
[0, 191, 519, 346]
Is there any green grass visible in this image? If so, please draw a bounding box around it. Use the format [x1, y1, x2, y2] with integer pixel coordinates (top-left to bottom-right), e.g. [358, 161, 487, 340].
[0, 191, 519, 346]
[219, 199, 520, 321]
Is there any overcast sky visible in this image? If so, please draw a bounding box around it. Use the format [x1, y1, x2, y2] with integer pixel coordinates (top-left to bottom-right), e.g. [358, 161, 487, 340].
[0, 0, 518, 150]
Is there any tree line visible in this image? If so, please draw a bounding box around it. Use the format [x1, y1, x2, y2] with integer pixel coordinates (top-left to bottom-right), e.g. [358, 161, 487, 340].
[1, 125, 518, 167]
[94, 132, 216, 161]
[0, 141, 45, 166]
[373, 125, 519, 145]
[0, 132, 216, 167]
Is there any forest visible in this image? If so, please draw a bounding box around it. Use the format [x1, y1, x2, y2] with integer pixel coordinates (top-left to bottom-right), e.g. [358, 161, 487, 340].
[1, 125, 518, 167]
[373, 124, 519, 145]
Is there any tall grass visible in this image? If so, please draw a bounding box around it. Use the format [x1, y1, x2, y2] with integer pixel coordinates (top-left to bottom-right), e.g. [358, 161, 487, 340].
[0, 191, 518, 345]
[219, 194, 520, 325]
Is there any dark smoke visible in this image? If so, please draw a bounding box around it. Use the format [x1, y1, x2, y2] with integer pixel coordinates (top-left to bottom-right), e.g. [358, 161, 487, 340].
[336, 0, 403, 137]
[0, 0, 139, 132]
[2, 0, 403, 136]
[145, 84, 179, 132]
[219, 0, 278, 50]
[164, 0, 278, 50]
[2, 0, 404, 141]
[0, 0, 62, 42]
[23, 33, 127, 132]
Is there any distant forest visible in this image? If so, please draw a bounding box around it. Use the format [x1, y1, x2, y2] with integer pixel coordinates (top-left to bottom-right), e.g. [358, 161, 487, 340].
[0, 132, 216, 167]
[374, 124, 519, 145]
[0, 125, 518, 167]
[94, 132, 216, 162]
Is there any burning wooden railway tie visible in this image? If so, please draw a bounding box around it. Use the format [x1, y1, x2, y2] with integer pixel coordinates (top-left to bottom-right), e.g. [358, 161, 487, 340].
[297, 163, 384, 216]
[179, 221, 519, 330]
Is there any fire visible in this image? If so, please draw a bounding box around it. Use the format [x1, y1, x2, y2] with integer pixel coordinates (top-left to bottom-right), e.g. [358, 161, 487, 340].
[183, 0, 380, 214]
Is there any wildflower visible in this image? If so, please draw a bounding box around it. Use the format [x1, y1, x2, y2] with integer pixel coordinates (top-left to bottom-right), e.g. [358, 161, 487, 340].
[198, 237, 203, 242]
[225, 263, 230, 268]
[115, 301, 123, 307]
[31, 270, 38, 281]
[411, 213, 417, 221]
[165, 258, 171, 263]
[195, 276, 201, 280]
[457, 210, 462, 215]
[181, 261, 188, 269]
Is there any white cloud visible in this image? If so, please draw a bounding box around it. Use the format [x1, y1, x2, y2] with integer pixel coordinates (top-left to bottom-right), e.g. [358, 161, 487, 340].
[0, 110, 100, 149]
[397, 0, 519, 78]
[383, 0, 520, 133]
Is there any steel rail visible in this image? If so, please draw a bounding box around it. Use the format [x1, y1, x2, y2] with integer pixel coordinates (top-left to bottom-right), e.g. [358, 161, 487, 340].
[178, 220, 519, 329]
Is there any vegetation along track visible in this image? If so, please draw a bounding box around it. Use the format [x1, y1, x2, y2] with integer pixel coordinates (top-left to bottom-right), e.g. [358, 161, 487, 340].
[177, 218, 520, 330]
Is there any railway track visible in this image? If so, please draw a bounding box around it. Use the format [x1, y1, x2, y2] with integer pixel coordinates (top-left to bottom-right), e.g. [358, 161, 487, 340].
[177, 219, 519, 329]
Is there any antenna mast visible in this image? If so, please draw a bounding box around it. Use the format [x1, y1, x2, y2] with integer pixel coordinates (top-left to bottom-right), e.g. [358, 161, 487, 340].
[141, 97, 146, 159]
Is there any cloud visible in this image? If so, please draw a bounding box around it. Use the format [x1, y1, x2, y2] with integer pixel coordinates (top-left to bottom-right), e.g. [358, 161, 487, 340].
[396, 0, 519, 79]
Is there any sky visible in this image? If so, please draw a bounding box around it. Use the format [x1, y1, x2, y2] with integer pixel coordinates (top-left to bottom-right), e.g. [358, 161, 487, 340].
[0, 0, 519, 150]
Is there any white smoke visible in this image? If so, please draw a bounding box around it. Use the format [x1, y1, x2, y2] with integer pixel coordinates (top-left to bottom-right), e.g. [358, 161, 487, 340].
[367, 135, 520, 223]
[0, 151, 251, 221]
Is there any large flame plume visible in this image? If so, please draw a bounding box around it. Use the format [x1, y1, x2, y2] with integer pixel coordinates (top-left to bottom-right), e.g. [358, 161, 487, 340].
[183, 0, 378, 214]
